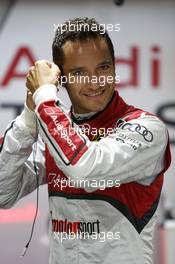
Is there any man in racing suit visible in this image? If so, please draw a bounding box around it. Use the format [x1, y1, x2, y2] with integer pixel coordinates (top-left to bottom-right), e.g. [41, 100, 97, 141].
[0, 17, 171, 264]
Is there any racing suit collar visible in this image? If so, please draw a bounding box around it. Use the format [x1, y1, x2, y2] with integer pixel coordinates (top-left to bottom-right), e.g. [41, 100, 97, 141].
[72, 111, 97, 121]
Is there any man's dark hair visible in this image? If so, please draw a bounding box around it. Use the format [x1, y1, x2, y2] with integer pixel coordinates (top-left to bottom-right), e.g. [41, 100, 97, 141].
[52, 17, 115, 75]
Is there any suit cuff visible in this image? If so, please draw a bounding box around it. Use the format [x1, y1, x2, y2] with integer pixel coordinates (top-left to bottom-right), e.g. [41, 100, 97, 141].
[15, 105, 37, 137]
[33, 84, 58, 108]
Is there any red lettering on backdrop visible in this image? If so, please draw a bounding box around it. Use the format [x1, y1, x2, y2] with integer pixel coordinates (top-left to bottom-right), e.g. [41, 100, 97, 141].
[1, 46, 36, 87]
[116, 46, 139, 89]
[0, 137, 3, 145]
[151, 46, 161, 88]
[0, 45, 161, 89]
[115, 45, 161, 89]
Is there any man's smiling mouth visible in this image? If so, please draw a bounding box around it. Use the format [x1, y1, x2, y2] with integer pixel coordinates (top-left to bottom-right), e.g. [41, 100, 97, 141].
[84, 89, 105, 97]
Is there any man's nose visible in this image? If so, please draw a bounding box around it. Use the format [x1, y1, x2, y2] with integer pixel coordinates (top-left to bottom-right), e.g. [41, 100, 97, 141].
[87, 72, 102, 90]
[89, 79, 100, 90]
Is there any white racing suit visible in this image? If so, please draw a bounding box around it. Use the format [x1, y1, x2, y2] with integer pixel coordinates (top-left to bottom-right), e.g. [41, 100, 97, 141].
[0, 85, 171, 264]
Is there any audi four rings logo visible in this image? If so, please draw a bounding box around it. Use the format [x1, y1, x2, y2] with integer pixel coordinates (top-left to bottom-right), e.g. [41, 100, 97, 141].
[120, 122, 153, 142]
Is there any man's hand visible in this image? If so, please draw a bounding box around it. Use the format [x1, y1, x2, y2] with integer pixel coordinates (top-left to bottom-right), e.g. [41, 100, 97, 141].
[26, 60, 60, 94]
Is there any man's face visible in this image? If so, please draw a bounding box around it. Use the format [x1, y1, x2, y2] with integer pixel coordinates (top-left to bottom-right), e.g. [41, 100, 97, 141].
[61, 37, 115, 114]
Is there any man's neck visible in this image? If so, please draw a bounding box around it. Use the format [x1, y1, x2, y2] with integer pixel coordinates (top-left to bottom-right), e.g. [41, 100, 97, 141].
[72, 110, 97, 121]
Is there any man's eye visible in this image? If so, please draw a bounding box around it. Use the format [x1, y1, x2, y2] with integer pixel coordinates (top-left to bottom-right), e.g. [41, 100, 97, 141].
[99, 64, 110, 71]
[73, 70, 85, 76]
